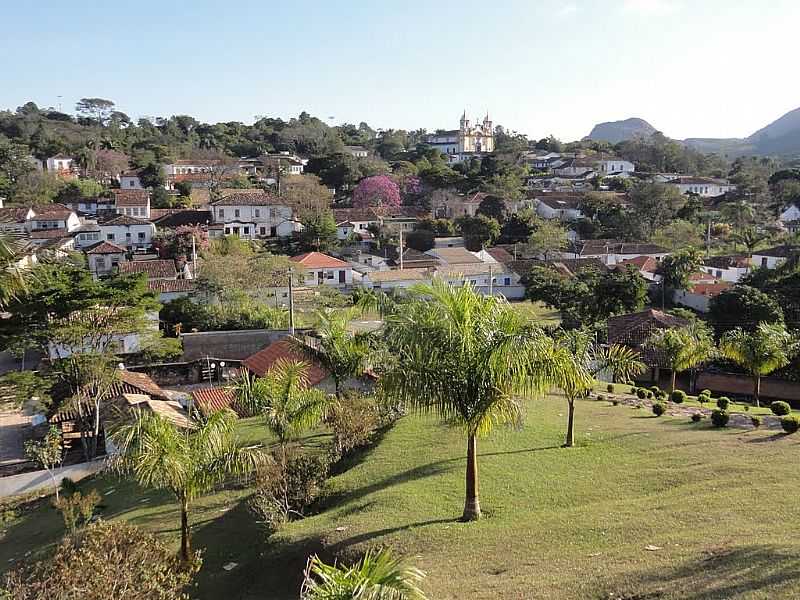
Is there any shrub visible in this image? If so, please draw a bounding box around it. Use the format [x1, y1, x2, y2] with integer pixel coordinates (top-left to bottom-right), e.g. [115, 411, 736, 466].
[700, 389, 712, 398]
[612, 399, 620, 406]
[636, 388, 648, 399]
[596, 394, 606, 402]
[327, 393, 383, 459]
[1, 521, 198, 599]
[716, 397, 730, 410]
[744, 404, 751, 412]
[750, 415, 762, 428]
[770, 401, 791, 416]
[53, 489, 101, 534]
[250, 448, 330, 533]
[652, 402, 666, 417]
[781, 416, 800, 434]
[646, 391, 654, 399]
[697, 394, 708, 404]
[691, 413, 702, 423]
[711, 409, 729, 428]
[626, 380, 635, 387]
[606, 383, 615, 393]
[650, 385, 661, 395]
[671, 390, 687, 404]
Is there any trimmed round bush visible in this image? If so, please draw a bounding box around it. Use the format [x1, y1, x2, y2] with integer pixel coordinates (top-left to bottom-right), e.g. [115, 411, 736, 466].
[625, 380, 635, 387]
[652, 402, 666, 417]
[716, 397, 730, 411]
[744, 404, 751, 412]
[650, 385, 661, 395]
[597, 394, 606, 402]
[770, 401, 791, 416]
[711, 409, 729, 428]
[691, 413, 702, 423]
[700, 389, 712, 397]
[781, 415, 800, 434]
[606, 383, 615, 394]
[671, 390, 687, 404]
[646, 391, 654, 399]
[636, 388, 648, 399]
[611, 399, 620, 406]
[750, 415, 762, 428]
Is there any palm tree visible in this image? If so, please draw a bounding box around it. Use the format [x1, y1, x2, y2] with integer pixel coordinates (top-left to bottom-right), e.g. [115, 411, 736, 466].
[647, 323, 715, 393]
[298, 309, 371, 398]
[719, 322, 797, 407]
[301, 548, 427, 600]
[0, 234, 32, 310]
[382, 279, 586, 521]
[233, 359, 330, 449]
[556, 330, 645, 447]
[111, 409, 265, 561]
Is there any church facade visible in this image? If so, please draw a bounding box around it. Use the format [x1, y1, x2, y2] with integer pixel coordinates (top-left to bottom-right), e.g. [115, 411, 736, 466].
[425, 111, 494, 163]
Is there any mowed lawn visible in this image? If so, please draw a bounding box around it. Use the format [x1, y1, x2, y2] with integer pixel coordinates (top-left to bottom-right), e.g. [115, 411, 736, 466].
[4, 396, 800, 599]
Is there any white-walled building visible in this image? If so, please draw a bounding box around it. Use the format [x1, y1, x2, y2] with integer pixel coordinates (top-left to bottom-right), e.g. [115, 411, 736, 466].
[344, 146, 369, 158]
[535, 194, 584, 221]
[86, 240, 127, 278]
[666, 176, 735, 197]
[211, 192, 298, 239]
[73, 223, 102, 249]
[48, 311, 159, 359]
[423, 112, 494, 164]
[566, 240, 669, 266]
[45, 154, 74, 174]
[112, 189, 151, 219]
[99, 215, 156, 250]
[119, 169, 145, 189]
[290, 252, 353, 287]
[700, 255, 751, 282]
[333, 208, 381, 240]
[595, 159, 635, 175]
[26, 204, 81, 233]
[0, 207, 36, 234]
[751, 246, 798, 270]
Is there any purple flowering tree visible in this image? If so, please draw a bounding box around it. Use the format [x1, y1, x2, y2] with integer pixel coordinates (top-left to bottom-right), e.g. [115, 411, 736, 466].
[352, 175, 401, 209]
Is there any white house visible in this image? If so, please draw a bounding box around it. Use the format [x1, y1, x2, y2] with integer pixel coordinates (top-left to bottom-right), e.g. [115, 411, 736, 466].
[26, 204, 81, 233]
[751, 246, 798, 270]
[435, 264, 525, 299]
[672, 280, 732, 313]
[0, 207, 36, 234]
[779, 204, 800, 224]
[344, 146, 369, 158]
[73, 223, 102, 248]
[595, 159, 635, 175]
[211, 192, 298, 239]
[99, 215, 156, 250]
[119, 169, 145, 189]
[553, 157, 596, 177]
[361, 268, 429, 291]
[48, 311, 159, 359]
[666, 177, 735, 197]
[290, 252, 353, 287]
[566, 240, 669, 266]
[85, 240, 127, 278]
[700, 255, 751, 282]
[333, 208, 380, 240]
[112, 189, 151, 219]
[163, 159, 219, 176]
[45, 154, 74, 174]
[535, 194, 584, 221]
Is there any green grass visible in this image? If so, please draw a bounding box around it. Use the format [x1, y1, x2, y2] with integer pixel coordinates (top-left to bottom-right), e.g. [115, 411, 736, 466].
[509, 300, 560, 326]
[4, 398, 800, 599]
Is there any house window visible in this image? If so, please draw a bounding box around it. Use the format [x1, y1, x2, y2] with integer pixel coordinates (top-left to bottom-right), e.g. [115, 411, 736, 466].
[138, 232, 145, 240]
[218, 209, 225, 218]
[107, 233, 114, 240]
[254, 209, 260, 218]
[260, 227, 266, 236]
[243, 227, 249, 235]
[325, 270, 334, 280]
[126, 232, 131, 239]
[96, 258, 106, 269]
[234, 209, 240, 218]
[761, 257, 768, 268]
[504, 277, 511, 286]
[129, 180, 135, 187]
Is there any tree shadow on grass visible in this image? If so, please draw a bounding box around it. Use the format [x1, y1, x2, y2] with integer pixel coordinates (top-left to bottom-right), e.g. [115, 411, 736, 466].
[602, 544, 800, 600]
[746, 432, 789, 443]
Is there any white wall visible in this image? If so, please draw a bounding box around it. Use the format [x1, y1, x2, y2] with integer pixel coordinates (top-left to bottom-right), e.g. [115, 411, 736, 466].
[751, 254, 785, 270]
[100, 223, 155, 249]
[0, 459, 105, 499]
[301, 267, 353, 287]
[672, 289, 711, 312]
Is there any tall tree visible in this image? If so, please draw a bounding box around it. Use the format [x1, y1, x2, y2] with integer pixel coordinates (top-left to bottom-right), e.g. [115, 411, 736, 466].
[382, 280, 585, 520]
[719, 322, 797, 407]
[527, 219, 568, 260]
[646, 323, 715, 393]
[0, 234, 32, 310]
[75, 98, 116, 126]
[111, 409, 265, 561]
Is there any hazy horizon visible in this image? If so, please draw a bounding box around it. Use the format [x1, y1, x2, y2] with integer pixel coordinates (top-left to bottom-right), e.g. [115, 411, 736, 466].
[3, 0, 799, 142]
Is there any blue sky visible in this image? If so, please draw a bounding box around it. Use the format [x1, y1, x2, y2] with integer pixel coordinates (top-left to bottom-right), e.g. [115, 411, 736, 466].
[3, 0, 799, 141]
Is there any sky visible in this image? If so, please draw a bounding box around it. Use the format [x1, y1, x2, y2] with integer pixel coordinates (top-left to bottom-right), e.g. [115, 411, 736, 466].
[2, 0, 799, 142]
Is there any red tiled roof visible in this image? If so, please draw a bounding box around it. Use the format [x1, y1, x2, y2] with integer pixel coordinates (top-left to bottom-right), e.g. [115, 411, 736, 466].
[0, 207, 32, 223]
[119, 260, 177, 279]
[486, 247, 515, 263]
[148, 279, 196, 293]
[192, 387, 236, 416]
[243, 338, 329, 385]
[119, 370, 170, 400]
[112, 189, 150, 206]
[688, 281, 732, 297]
[619, 256, 659, 273]
[290, 252, 350, 269]
[212, 192, 283, 206]
[31, 204, 74, 220]
[86, 240, 127, 254]
[101, 215, 152, 226]
[332, 208, 380, 223]
[29, 228, 68, 239]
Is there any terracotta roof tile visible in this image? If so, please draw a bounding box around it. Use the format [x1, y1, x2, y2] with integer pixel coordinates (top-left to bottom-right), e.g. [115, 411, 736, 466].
[86, 240, 127, 254]
[290, 252, 350, 269]
[192, 387, 236, 416]
[148, 279, 196, 293]
[243, 338, 329, 385]
[119, 260, 177, 279]
[112, 189, 150, 206]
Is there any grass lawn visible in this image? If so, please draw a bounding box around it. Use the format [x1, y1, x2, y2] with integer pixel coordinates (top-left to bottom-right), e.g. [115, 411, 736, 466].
[509, 300, 560, 326]
[4, 398, 800, 599]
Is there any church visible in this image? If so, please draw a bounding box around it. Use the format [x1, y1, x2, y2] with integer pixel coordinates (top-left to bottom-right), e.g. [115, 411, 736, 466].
[425, 111, 495, 163]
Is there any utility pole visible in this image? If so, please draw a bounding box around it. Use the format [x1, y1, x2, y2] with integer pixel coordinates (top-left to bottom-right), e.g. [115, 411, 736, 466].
[288, 267, 295, 335]
[488, 264, 493, 296]
[706, 218, 712, 258]
[399, 228, 404, 270]
[191, 234, 197, 278]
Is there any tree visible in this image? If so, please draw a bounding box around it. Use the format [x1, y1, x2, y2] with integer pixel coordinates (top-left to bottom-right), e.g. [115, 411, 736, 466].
[719, 322, 798, 408]
[75, 98, 116, 126]
[233, 361, 330, 449]
[646, 323, 715, 393]
[197, 245, 298, 303]
[455, 214, 500, 251]
[404, 229, 435, 252]
[556, 330, 644, 447]
[281, 174, 333, 219]
[299, 211, 338, 252]
[708, 285, 783, 335]
[24, 426, 63, 501]
[301, 548, 427, 600]
[476, 195, 507, 223]
[352, 175, 401, 210]
[629, 182, 686, 238]
[731, 226, 767, 256]
[652, 219, 704, 251]
[0, 234, 32, 310]
[498, 209, 537, 245]
[382, 280, 585, 520]
[2, 521, 198, 600]
[297, 309, 371, 398]
[527, 219, 568, 260]
[111, 409, 265, 561]
[658, 247, 704, 307]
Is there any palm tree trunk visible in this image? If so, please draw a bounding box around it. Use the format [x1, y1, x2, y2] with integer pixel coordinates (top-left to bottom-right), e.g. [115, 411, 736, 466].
[462, 434, 480, 522]
[180, 498, 191, 561]
[671, 370, 677, 394]
[564, 398, 575, 448]
[753, 375, 761, 408]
